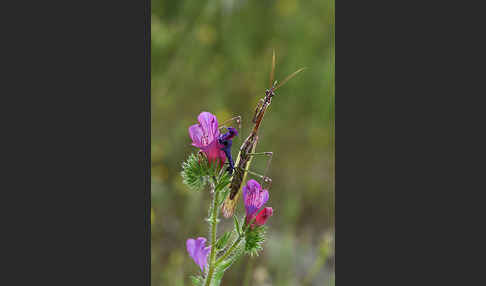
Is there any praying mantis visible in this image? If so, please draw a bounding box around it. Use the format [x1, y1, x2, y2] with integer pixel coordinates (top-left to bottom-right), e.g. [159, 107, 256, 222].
[220, 50, 305, 218]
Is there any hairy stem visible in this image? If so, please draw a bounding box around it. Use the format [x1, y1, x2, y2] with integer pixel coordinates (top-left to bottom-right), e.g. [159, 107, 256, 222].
[216, 235, 243, 264]
[242, 257, 254, 286]
[204, 180, 219, 286]
[216, 216, 255, 265]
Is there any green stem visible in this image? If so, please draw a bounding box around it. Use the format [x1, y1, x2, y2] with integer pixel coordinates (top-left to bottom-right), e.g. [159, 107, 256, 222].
[204, 181, 219, 286]
[242, 257, 254, 286]
[216, 235, 243, 264]
[215, 216, 255, 265]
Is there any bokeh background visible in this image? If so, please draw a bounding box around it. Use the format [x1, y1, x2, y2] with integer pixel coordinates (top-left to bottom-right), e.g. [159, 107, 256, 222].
[151, 0, 334, 285]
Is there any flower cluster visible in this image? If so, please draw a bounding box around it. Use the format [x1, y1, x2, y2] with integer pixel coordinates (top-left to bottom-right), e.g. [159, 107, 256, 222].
[188, 111, 239, 175]
[243, 179, 273, 228]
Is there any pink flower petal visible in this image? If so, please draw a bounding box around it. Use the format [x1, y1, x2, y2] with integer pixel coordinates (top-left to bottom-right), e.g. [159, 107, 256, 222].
[197, 112, 220, 145]
[188, 124, 204, 148]
[255, 207, 273, 226]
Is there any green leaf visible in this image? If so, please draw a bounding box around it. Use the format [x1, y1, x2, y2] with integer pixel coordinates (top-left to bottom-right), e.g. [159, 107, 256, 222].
[233, 215, 241, 236]
[217, 187, 230, 206]
[181, 153, 211, 191]
[211, 240, 245, 286]
[215, 171, 231, 192]
[214, 173, 230, 206]
[190, 275, 204, 286]
[215, 232, 231, 250]
[208, 159, 220, 178]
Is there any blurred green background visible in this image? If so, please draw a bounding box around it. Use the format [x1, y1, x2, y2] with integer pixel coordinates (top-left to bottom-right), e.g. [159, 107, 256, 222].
[151, 0, 334, 285]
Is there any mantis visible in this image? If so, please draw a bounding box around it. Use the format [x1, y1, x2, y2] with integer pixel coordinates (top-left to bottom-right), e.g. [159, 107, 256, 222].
[220, 50, 305, 218]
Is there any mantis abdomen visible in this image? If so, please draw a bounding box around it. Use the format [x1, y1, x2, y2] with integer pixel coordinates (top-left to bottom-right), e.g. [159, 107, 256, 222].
[222, 133, 258, 218]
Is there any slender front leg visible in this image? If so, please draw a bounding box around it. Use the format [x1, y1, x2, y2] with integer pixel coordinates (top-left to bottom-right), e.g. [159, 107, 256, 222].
[238, 151, 273, 189]
[219, 115, 242, 131]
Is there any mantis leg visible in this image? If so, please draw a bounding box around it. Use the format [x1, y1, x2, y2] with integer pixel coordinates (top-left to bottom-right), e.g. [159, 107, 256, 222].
[238, 151, 273, 189]
[219, 115, 242, 132]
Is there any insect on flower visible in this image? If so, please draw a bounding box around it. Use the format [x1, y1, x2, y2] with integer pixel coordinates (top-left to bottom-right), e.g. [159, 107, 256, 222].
[218, 127, 238, 174]
[221, 50, 305, 218]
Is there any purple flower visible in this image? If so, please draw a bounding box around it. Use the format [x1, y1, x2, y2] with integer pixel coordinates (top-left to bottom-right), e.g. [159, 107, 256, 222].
[243, 179, 269, 217]
[219, 127, 238, 142]
[218, 127, 238, 174]
[188, 112, 226, 167]
[186, 237, 211, 271]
